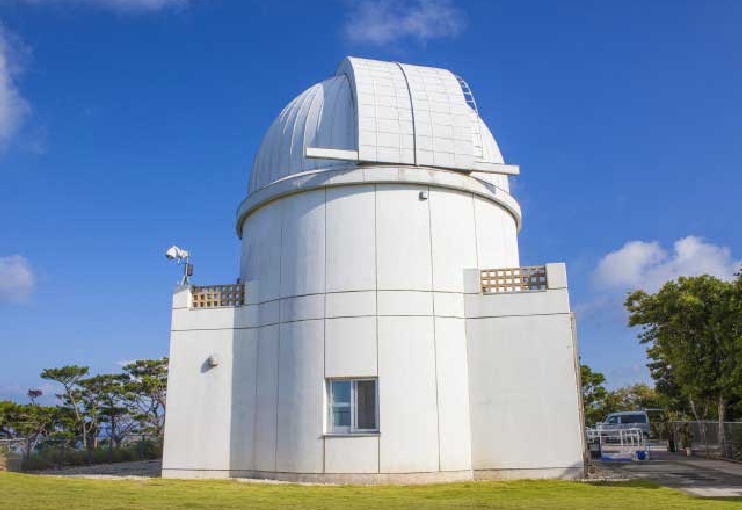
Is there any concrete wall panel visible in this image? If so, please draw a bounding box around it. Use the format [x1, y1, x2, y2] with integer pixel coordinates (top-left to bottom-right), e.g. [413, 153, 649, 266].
[326, 185, 376, 292]
[464, 289, 570, 318]
[258, 301, 280, 327]
[434, 318, 471, 471]
[254, 325, 279, 472]
[378, 316, 439, 473]
[433, 292, 465, 318]
[325, 436, 379, 473]
[325, 317, 377, 378]
[325, 291, 376, 318]
[467, 314, 583, 470]
[375, 184, 432, 291]
[429, 189, 477, 292]
[230, 328, 258, 472]
[280, 189, 326, 298]
[241, 202, 283, 304]
[163, 329, 233, 471]
[377, 290, 432, 316]
[280, 294, 324, 323]
[473, 196, 519, 270]
[276, 320, 325, 473]
[171, 307, 236, 332]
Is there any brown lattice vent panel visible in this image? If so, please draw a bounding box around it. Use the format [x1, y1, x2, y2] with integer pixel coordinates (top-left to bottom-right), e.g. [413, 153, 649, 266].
[480, 266, 547, 294]
[191, 284, 245, 308]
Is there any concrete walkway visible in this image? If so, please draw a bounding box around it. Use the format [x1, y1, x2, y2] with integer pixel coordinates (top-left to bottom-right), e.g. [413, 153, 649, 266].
[597, 451, 742, 497]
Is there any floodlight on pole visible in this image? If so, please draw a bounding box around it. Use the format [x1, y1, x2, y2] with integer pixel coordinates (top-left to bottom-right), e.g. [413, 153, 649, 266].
[165, 245, 193, 285]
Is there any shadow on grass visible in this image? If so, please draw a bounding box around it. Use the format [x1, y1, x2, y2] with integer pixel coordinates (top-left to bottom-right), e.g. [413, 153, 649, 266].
[587, 480, 661, 490]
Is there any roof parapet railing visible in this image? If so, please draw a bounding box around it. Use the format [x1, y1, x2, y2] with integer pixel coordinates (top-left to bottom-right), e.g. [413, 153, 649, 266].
[480, 266, 547, 294]
[191, 284, 245, 308]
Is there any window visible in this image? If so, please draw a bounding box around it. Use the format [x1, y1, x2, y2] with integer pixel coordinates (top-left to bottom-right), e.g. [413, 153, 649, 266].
[621, 414, 647, 424]
[606, 415, 618, 424]
[326, 378, 378, 434]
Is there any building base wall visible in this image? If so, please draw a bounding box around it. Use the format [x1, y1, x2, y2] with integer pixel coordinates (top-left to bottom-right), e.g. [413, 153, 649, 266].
[162, 467, 584, 484]
[473, 467, 584, 481]
[162, 469, 232, 480]
[233, 470, 473, 485]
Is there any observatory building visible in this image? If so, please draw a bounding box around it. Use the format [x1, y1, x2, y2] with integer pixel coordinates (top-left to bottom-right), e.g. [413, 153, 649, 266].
[162, 57, 585, 482]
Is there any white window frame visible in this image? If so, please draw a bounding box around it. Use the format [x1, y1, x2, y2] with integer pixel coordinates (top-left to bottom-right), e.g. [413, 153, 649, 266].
[326, 378, 379, 435]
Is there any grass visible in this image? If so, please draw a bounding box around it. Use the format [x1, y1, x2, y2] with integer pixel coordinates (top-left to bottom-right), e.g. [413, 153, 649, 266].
[1, 473, 741, 510]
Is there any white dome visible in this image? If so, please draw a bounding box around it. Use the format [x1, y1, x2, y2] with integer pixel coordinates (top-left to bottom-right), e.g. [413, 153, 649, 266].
[249, 74, 357, 193]
[248, 57, 510, 195]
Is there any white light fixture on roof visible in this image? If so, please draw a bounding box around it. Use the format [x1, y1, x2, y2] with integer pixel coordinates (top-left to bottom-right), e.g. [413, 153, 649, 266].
[165, 245, 193, 285]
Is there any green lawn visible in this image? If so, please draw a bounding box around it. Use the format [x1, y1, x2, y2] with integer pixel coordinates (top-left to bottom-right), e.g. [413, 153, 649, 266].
[1, 473, 740, 510]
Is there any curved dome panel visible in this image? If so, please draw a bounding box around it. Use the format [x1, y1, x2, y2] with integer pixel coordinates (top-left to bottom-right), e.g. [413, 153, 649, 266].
[248, 57, 509, 196]
[249, 75, 356, 193]
[472, 119, 509, 192]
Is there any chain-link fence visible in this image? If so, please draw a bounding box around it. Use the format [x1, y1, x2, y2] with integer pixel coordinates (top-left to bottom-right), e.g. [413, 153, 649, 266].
[668, 421, 742, 461]
[1, 434, 162, 472]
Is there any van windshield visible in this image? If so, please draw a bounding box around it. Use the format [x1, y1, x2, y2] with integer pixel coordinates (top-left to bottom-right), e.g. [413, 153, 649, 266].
[620, 414, 647, 424]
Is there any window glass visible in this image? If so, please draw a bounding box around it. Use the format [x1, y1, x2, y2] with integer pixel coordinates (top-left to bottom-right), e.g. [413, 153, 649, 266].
[331, 380, 351, 429]
[606, 415, 618, 424]
[356, 380, 377, 430]
[327, 378, 378, 434]
[621, 414, 647, 424]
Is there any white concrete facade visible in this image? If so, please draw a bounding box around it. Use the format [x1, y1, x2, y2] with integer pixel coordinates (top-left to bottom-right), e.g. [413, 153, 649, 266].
[162, 57, 585, 482]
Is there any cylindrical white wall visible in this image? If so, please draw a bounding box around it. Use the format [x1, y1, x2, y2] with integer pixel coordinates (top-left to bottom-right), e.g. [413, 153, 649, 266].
[230, 181, 519, 479]
[240, 183, 519, 298]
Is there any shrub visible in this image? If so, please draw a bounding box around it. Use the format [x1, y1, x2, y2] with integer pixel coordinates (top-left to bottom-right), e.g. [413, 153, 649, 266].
[20, 437, 163, 471]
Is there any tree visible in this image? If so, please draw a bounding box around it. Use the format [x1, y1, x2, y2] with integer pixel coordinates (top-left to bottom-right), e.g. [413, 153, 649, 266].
[0, 401, 58, 457]
[27, 389, 42, 406]
[86, 374, 138, 449]
[0, 401, 18, 438]
[603, 384, 665, 412]
[37, 358, 169, 452]
[40, 365, 93, 448]
[580, 364, 608, 426]
[122, 358, 168, 437]
[626, 275, 742, 443]
[579, 364, 666, 425]
[15, 405, 56, 458]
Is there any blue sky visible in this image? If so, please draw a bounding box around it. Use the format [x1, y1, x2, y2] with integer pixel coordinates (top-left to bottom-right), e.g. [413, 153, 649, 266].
[1, 0, 740, 403]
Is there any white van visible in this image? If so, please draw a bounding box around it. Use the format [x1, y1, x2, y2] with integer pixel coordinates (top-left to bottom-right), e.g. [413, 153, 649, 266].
[598, 411, 651, 436]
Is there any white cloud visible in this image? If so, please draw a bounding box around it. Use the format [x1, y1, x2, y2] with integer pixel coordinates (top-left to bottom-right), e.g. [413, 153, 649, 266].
[19, 0, 190, 11]
[595, 236, 741, 292]
[344, 0, 465, 46]
[0, 255, 35, 303]
[0, 25, 31, 147]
